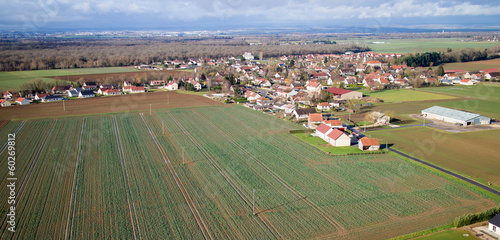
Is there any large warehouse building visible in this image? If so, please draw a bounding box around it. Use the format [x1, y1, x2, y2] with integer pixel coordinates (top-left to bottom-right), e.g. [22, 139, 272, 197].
[325, 87, 363, 100]
[422, 106, 491, 126]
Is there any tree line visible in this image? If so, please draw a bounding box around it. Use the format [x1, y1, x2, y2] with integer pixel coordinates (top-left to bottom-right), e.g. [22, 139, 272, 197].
[395, 46, 500, 67]
[0, 38, 369, 72]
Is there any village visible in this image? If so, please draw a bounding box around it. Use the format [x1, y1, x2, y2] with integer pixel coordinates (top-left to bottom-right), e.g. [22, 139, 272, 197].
[1, 50, 499, 152]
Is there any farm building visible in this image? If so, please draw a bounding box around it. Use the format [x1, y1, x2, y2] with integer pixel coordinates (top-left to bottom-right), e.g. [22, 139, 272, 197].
[422, 106, 490, 126]
[15, 98, 30, 105]
[327, 129, 351, 147]
[325, 87, 363, 100]
[489, 214, 500, 236]
[0, 99, 11, 107]
[308, 113, 324, 128]
[358, 137, 380, 151]
[294, 108, 317, 120]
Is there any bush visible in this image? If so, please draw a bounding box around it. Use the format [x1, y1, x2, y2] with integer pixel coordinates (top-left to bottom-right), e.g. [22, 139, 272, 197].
[454, 206, 500, 227]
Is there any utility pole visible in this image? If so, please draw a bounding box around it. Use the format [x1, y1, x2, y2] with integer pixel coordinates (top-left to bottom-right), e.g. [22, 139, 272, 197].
[252, 189, 256, 215]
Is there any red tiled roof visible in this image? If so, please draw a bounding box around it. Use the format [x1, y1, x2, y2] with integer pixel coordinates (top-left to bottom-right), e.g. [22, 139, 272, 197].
[317, 102, 330, 106]
[315, 123, 331, 134]
[309, 113, 323, 122]
[325, 87, 353, 95]
[327, 129, 346, 140]
[324, 120, 342, 126]
[360, 137, 380, 146]
[15, 98, 25, 102]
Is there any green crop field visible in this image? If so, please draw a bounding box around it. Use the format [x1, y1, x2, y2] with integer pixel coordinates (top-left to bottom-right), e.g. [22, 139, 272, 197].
[0, 105, 496, 239]
[369, 127, 500, 186]
[415, 229, 479, 240]
[442, 58, 500, 71]
[420, 85, 500, 102]
[363, 89, 457, 103]
[0, 67, 139, 91]
[337, 38, 500, 53]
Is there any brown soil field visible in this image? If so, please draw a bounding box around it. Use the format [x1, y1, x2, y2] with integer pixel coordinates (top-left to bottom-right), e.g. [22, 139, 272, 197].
[0, 120, 9, 131]
[0, 91, 221, 120]
[47, 69, 193, 82]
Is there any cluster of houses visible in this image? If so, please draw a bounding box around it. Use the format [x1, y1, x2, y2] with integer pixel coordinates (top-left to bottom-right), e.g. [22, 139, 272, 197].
[309, 113, 380, 151]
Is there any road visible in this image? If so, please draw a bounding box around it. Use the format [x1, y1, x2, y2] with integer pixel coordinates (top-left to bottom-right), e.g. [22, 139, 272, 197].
[388, 148, 500, 197]
[345, 121, 500, 197]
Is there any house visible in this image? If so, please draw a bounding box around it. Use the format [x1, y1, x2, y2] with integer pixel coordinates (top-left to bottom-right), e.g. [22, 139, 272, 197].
[308, 113, 324, 128]
[315, 123, 332, 139]
[323, 120, 343, 129]
[459, 79, 475, 85]
[34, 93, 49, 101]
[15, 97, 30, 105]
[83, 82, 97, 89]
[2, 91, 12, 99]
[256, 97, 273, 106]
[123, 86, 145, 93]
[103, 89, 121, 96]
[316, 102, 332, 111]
[358, 137, 380, 151]
[309, 72, 329, 80]
[66, 90, 80, 97]
[294, 108, 317, 120]
[489, 214, 500, 236]
[326, 129, 351, 147]
[52, 85, 72, 94]
[365, 60, 382, 68]
[123, 81, 133, 87]
[79, 90, 95, 98]
[166, 81, 179, 90]
[422, 106, 490, 126]
[150, 80, 165, 86]
[325, 87, 363, 100]
[305, 80, 322, 93]
[97, 88, 109, 95]
[0, 99, 11, 107]
[41, 95, 63, 102]
[245, 91, 261, 101]
[187, 80, 202, 91]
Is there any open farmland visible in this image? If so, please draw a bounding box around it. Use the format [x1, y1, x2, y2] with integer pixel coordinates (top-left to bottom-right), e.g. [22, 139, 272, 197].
[369, 127, 500, 186]
[442, 58, 500, 72]
[362, 89, 456, 103]
[337, 38, 500, 54]
[0, 105, 496, 239]
[420, 84, 500, 102]
[0, 67, 141, 91]
[0, 91, 220, 121]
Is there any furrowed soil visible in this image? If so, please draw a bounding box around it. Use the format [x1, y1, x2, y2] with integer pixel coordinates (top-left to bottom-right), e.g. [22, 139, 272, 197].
[0, 91, 220, 120]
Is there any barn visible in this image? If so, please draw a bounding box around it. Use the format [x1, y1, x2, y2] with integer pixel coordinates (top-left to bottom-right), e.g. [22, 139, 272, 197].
[325, 87, 363, 100]
[422, 106, 490, 126]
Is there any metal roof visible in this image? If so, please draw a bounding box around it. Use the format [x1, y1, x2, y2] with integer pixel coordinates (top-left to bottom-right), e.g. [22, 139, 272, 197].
[422, 106, 481, 122]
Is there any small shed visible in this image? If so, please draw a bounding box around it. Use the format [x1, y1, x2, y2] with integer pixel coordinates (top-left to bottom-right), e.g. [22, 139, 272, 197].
[358, 137, 380, 151]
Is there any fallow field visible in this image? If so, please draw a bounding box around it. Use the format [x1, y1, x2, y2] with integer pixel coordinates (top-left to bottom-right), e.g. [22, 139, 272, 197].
[369, 127, 500, 186]
[0, 105, 496, 239]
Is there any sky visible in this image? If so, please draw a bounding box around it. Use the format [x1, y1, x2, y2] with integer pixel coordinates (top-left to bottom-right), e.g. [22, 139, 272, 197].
[1, 0, 500, 32]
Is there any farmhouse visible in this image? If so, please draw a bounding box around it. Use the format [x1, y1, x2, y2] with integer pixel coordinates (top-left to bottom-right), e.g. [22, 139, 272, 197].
[15, 98, 30, 105]
[358, 137, 380, 151]
[489, 214, 500, 236]
[326, 129, 351, 147]
[166, 81, 179, 90]
[422, 106, 490, 126]
[325, 87, 362, 100]
[308, 113, 323, 128]
[294, 108, 317, 120]
[0, 99, 11, 107]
